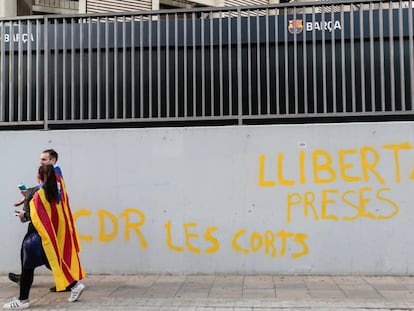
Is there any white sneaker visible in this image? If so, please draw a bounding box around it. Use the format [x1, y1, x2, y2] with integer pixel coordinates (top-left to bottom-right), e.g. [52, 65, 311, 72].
[3, 298, 30, 310]
[68, 282, 85, 302]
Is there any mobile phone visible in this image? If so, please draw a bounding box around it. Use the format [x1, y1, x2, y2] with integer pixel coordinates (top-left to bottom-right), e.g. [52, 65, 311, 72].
[18, 184, 27, 191]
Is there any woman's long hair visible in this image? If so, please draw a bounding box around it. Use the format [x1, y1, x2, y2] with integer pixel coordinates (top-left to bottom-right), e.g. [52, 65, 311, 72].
[38, 164, 58, 203]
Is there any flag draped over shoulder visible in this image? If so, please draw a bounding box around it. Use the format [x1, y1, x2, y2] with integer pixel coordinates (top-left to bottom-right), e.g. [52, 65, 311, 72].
[30, 167, 85, 291]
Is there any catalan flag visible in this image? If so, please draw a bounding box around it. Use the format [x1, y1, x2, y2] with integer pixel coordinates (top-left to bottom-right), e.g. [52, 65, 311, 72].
[30, 167, 85, 291]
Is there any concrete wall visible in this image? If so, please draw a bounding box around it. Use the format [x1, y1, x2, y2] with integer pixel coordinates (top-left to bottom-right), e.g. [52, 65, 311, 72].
[0, 122, 413, 275]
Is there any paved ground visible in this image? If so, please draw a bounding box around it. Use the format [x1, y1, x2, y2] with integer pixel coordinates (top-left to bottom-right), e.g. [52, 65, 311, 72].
[1, 274, 414, 310]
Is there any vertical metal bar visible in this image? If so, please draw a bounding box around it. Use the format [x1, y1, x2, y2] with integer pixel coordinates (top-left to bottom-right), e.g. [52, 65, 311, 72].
[321, 7, 327, 114]
[331, 6, 337, 113]
[293, 7, 299, 115]
[217, 11, 223, 116]
[359, 3, 366, 112]
[350, 5, 356, 113]
[237, 8, 242, 124]
[36, 20, 41, 121]
[340, 6, 346, 113]
[27, 21, 32, 121]
[175, 12, 178, 118]
[303, 5, 308, 114]
[17, 21, 23, 121]
[79, 18, 84, 120]
[131, 16, 135, 118]
[86, 17, 93, 120]
[9, 22, 14, 122]
[228, 11, 233, 115]
[97, 17, 101, 119]
[105, 16, 109, 119]
[148, 14, 153, 118]
[256, 9, 262, 115]
[247, 11, 252, 116]
[88, 17, 92, 119]
[114, 16, 118, 118]
[275, 6, 280, 115]
[265, 9, 270, 115]
[312, 7, 317, 113]
[379, 2, 386, 112]
[139, 15, 144, 118]
[192, 12, 196, 117]
[122, 16, 126, 119]
[369, 2, 376, 111]
[54, 19, 58, 121]
[284, 8, 289, 114]
[71, 18, 75, 120]
[165, 13, 170, 118]
[62, 18, 67, 120]
[201, 12, 205, 117]
[184, 13, 188, 117]
[157, 13, 161, 119]
[44, 17, 49, 129]
[388, 2, 396, 112]
[398, 0, 405, 111]
[210, 11, 214, 116]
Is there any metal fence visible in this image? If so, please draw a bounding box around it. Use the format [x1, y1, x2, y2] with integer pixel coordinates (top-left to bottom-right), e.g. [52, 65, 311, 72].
[0, 0, 413, 130]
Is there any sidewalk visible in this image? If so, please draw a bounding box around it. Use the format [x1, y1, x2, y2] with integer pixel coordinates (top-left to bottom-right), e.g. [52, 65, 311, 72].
[1, 274, 414, 310]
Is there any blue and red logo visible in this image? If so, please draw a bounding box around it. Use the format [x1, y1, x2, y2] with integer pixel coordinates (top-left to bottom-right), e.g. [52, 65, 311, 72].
[288, 19, 303, 34]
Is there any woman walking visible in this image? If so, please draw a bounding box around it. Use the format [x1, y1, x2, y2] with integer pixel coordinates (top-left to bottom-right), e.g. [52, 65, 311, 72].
[4, 164, 85, 310]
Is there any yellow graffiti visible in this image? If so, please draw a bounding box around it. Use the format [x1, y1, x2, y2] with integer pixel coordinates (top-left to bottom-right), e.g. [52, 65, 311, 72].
[164, 221, 220, 254]
[259, 155, 276, 187]
[259, 143, 413, 186]
[184, 223, 201, 254]
[376, 188, 399, 220]
[232, 229, 249, 254]
[205, 226, 220, 254]
[98, 210, 118, 242]
[73, 208, 147, 249]
[278, 153, 295, 186]
[73, 209, 93, 241]
[121, 208, 147, 249]
[313, 150, 337, 184]
[360, 146, 385, 184]
[339, 149, 361, 182]
[383, 142, 413, 183]
[292, 233, 309, 258]
[165, 220, 185, 252]
[232, 229, 309, 258]
[287, 187, 398, 223]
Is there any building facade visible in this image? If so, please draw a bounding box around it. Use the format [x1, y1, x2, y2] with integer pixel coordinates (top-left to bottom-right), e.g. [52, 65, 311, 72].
[1, 0, 284, 17]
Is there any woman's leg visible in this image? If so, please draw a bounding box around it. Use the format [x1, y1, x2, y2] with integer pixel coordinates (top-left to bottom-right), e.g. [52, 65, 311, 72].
[19, 267, 35, 300]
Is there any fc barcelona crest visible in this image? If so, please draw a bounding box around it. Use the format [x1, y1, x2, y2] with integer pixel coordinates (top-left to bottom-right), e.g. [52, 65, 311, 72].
[288, 19, 303, 34]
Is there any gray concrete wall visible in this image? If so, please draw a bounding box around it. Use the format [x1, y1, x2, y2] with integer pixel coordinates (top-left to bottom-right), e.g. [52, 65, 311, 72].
[0, 122, 413, 275]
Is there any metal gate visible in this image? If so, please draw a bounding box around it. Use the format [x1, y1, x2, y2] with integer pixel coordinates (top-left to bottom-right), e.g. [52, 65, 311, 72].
[0, 0, 413, 129]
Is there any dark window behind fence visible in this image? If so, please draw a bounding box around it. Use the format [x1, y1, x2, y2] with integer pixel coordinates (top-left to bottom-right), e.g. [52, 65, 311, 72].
[0, 0, 413, 130]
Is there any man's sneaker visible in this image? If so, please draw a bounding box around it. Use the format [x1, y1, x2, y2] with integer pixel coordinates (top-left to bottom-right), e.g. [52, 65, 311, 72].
[3, 298, 30, 310]
[68, 282, 85, 302]
[8, 273, 20, 286]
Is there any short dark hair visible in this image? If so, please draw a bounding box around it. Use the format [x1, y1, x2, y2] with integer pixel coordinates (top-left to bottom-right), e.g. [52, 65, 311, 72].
[42, 149, 58, 162]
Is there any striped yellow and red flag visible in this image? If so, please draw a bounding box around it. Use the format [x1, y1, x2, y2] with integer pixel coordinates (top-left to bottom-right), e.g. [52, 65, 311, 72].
[30, 169, 85, 291]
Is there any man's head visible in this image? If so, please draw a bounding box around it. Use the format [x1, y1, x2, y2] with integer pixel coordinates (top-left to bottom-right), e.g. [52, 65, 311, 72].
[40, 149, 58, 166]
